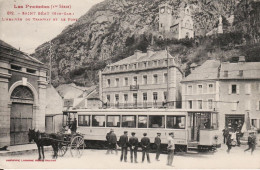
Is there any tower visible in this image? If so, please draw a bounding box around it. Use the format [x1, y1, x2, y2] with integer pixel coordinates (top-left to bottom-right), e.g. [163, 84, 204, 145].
[178, 4, 194, 39]
[159, 3, 173, 33]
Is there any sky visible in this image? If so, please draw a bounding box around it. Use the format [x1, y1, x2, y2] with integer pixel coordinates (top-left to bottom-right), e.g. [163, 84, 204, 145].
[0, 0, 103, 53]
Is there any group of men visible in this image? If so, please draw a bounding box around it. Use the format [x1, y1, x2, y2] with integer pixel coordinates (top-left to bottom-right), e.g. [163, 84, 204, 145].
[106, 129, 175, 166]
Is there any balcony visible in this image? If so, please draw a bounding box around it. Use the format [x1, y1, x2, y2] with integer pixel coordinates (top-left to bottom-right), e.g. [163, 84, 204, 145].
[130, 85, 139, 91]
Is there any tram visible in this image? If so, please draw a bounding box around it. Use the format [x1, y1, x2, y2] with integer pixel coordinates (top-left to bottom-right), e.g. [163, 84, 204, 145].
[66, 109, 221, 152]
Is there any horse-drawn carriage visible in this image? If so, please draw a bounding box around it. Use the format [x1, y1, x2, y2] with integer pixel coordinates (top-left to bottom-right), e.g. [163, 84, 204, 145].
[28, 111, 84, 159]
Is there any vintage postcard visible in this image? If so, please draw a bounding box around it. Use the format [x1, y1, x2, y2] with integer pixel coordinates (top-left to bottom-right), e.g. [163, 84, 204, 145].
[0, 0, 260, 169]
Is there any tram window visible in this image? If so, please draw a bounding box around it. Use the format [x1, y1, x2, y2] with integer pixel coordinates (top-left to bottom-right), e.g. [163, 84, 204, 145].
[122, 116, 136, 128]
[138, 116, 148, 128]
[167, 116, 185, 129]
[107, 115, 120, 127]
[92, 115, 105, 127]
[149, 116, 165, 128]
[212, 113, 218, 129]
[200, 113, 211, 129]
[78, 115, 90, 126]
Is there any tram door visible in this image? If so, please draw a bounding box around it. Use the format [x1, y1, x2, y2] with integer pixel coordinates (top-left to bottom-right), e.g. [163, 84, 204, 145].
[188, 112, 201, 142]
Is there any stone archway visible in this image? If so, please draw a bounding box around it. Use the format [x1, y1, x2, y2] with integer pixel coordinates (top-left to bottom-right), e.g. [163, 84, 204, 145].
[10, 85, 34, 145]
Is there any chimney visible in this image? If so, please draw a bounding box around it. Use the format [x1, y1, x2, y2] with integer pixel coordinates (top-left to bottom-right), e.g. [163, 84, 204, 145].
[134, 50, 142, 60]
[147, 46, 154, 57]
[238, 56, 246, 63]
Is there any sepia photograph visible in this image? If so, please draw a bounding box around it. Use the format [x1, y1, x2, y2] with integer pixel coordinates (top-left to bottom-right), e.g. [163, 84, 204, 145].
[0, 0, 260, 169]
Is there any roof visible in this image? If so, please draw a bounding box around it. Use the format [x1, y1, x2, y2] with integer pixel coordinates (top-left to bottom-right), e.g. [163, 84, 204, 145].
[109, 50, 175, 66]
[0, 39, 44, 65]
[220, 62, 260, 79]
[182, 60, 221, 82]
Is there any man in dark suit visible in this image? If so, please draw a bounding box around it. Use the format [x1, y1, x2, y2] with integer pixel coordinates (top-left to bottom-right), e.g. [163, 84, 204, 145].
[109, 129, 118, 154]
[129, 132, 138, 163]
[141, 133, 150, 163]
[154, 133, 161, 161]
[119, 131, 128, 162]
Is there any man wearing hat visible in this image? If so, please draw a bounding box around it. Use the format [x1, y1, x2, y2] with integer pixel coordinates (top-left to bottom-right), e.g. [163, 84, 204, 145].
[141, 133, 151, 163]
[129, 132, 138, 163]
[109, 129, 118, 154]
[244, 132, 256, 155]
[167, 132, 175, 166]
[119, 131, 128, 162]
[154, 133, 161, 161]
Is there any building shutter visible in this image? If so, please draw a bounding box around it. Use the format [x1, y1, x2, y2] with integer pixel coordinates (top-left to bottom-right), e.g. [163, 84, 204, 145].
[228, 84, 231, 94]
[237, 85, 240, 94]
[257, 101, 260, 111]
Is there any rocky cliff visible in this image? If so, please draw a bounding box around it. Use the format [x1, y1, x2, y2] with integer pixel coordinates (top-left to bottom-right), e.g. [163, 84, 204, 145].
[33, 0, 260, 87]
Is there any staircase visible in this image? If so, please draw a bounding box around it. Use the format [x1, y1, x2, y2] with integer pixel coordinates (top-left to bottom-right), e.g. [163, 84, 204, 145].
[187, 141, 199, 153]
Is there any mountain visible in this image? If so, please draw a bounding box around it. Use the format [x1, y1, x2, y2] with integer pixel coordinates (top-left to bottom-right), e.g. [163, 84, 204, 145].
[32, 0, 260, 87]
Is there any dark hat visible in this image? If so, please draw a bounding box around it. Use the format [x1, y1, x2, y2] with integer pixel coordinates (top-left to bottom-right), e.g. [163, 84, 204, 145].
[124, 131, 128, 134]
[143, 133, 147, 136]
[169, 132, 174, 135]
[157, 133, 161, 135]
[131, 132, 136, 135]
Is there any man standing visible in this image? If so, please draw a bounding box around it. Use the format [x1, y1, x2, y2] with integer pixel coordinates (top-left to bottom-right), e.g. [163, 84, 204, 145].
[129, 132, 138, 163]
[154, 133, 161, 161]
[167, 132, 175, 166]
[244, 132, 256, 155]
[109, 129, 118, 154]
[226, 133, 232, 154]
[119, 131, 128, 162]
[141, 133, 150, 163]
[106, 130, 112, 154]
[70, 118, 77, 134]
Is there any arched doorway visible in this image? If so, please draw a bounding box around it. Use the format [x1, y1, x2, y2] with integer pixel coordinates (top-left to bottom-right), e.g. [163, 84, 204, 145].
[10, 85, 34, 145]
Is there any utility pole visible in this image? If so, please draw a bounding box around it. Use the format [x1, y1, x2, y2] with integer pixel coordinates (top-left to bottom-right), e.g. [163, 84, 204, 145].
[49, 42, 52, 85]
[166, 46, 170, 108]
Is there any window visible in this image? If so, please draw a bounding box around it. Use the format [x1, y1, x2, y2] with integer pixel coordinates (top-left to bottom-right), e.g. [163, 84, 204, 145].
[153, 60, 157, 66]
[164, 73, 168, 83]
[107, 95, 110, 105]
[92, 115, 105, 127]
[208, 99, 213, 109]
[115, 94, 119, 107]
[257, 101, 260, 111]
[239, 70, 243, 76]
[149, 116, 165, 128]
[197, 85, 203, 94]
[138, 116, 147, 128]
[208, 84, 214, 93]
[153, 74, 158, 84]
[198, 100, 203, 109]
[133, 93, 137, 107]
[107, 79, 111, 87]
[134, 64, 137, 69]
[133, 76, 137, 85]
[143, 75, 147, 85]
[122, 116, 136, 128]
[166, 116, 185, 129]
[124, 94, 128, 103]
[153, 92, 158, 101]
[115, 78, 119, 87]
[232, 85, 237, 94]
[124, 77, 128, 86]
[26, 68, 36, 74]
[107, 115, 120, 127]
[251, 119, 257, 128]
[199, 113, 211, 129]
[246, 101, 251, 111]
[11, 64, 22, 71]
[232, 101, 238, 110]
[164, 91, 167, 101]
[78, 115, 90, 126]
[187, 85, 192, 94]
[124, 65, 127, 70]
[143, 93, 147, 107]
[188, 100, 192, 109]
[224, 70, 228, 77]
[245, 84, 251, 94]
[144, 62, 147, 68]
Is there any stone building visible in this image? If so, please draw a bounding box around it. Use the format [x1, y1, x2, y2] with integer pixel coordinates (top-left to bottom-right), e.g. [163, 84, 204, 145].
[0, 40, 48, 146]
[181, 57, 260, 132]
[99, 49, 183, 109]
[159, 3, 194, 39]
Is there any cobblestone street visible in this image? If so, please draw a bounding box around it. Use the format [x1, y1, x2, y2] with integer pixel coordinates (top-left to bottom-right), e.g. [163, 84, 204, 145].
[1, 144, 259, 169]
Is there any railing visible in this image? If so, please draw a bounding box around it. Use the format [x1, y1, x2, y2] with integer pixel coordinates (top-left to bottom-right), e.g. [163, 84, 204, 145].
[102, 101, 178, 109]
[130, 85, 139, 91]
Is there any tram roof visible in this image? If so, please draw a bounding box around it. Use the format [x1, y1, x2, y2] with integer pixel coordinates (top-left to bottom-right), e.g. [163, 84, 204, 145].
[70, 108, 218, 113]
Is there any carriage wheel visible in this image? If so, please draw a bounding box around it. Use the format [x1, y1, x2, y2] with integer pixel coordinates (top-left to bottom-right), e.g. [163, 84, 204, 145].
[58, 144, 67, 157]
[70, 136, 84, 158]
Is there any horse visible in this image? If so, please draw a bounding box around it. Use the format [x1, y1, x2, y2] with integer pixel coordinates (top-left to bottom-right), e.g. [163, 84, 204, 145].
[28, 129, 63, 160]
